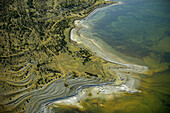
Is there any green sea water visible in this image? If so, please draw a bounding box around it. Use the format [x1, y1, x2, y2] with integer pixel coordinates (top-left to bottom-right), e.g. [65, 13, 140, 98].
[58, 0, 170, 112]
[82, 0, 170, 69]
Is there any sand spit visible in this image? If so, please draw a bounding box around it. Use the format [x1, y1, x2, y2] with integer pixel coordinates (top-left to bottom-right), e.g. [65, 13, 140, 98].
[25, 76, 114, 113]
[33, 63, 142, 113]
[40, 74, 140, 112]
[49, 83, 140, 110]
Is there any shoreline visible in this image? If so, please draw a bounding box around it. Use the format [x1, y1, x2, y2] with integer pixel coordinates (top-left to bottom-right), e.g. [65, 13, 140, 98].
[41, 74, 140, 112]
[69, 1, 148, 74]
[69, 1, 120, 43]
[39, 1, 149, 112]
[82, 1, 121, 20]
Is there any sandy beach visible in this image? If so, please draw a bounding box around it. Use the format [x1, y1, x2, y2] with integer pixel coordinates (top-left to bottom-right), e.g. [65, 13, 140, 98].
[39, 0, 149, 112]
[33, 1, 151, 112]
[38, 1, 151, 111]
[70, 7, 148, 74]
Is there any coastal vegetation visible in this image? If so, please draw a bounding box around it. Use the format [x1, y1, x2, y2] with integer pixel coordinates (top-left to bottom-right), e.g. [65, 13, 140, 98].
[0, 0, 119, 112]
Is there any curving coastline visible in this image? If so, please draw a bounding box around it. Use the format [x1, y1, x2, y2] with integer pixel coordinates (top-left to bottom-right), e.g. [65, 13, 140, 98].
[25, 76, 115, 113]
[2, 0, 170, 113]
[70, 1, 148, 74]
[39, 74, 140, 113]
[29, 1, 148, 112]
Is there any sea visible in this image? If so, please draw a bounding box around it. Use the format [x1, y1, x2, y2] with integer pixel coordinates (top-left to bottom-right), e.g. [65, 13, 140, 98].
[54, 0, 170, 112]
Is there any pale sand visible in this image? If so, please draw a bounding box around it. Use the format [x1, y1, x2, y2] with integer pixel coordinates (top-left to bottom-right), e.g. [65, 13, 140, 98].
[47, 74, 140, 111]
[40, 1, 149, 112]
[70, 1, 148, 74]
[71, 27, 148, 74]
